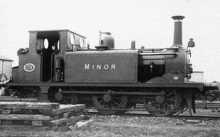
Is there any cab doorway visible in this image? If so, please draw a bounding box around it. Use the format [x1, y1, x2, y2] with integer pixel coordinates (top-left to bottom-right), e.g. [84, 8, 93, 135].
[36, 31, 59, 82]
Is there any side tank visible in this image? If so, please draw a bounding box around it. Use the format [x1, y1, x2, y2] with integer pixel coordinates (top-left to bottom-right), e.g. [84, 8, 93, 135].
[65, 50, 138, 83]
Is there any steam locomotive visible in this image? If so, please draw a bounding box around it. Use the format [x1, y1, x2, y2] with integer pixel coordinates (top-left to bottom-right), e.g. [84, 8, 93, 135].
[6, 16, 218, 116]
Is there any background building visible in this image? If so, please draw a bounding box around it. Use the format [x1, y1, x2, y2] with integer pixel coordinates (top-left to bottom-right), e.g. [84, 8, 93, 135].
[0, 55, 13, 82]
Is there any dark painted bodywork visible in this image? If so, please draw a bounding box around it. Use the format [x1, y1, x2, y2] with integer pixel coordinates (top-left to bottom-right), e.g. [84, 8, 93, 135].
[65, 50, 138, 82]
[9, 28, 202, 92]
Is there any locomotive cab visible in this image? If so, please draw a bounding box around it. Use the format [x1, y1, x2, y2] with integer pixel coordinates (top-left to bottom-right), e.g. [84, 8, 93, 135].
[16, 30, 86, 83]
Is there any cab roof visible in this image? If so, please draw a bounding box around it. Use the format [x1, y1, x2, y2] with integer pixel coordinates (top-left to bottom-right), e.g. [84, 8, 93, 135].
[28, 29, 86, 38]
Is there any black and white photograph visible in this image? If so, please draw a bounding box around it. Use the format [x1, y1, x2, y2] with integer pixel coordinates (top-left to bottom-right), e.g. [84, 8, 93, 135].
[0, 0, 220, 136]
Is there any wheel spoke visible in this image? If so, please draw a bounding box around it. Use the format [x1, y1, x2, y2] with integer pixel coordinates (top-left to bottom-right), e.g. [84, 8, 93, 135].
[166, 93, 174, 97]
[98, 100, 104, 104]
[63, 99, 69, 104]
[110, 103, 114, 109]
[70, 99, 74, 104]
[97, 97, 103, 100]
[164, 102, 171, 107]
[165, 97, 175, 100]
[63, 96, 72, 99]
[112, 100, 120, 106]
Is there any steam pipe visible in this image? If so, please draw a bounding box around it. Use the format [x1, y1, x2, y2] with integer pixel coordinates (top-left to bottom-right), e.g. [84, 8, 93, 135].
[139, 52, 178, 56]
[140, 55, 176, 60]
[140, 47, 178, 52]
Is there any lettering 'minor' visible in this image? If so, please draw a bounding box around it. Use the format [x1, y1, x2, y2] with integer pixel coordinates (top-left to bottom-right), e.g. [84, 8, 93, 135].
[84, 64, 116, 70]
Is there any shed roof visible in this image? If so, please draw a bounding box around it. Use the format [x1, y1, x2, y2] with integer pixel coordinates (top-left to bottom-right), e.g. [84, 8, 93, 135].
[0, 55, 13, 62]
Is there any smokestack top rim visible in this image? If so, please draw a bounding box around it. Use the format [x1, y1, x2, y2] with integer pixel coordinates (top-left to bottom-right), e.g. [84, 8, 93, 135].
[99, 31, 111, 35]
[172, 15, 185, 21]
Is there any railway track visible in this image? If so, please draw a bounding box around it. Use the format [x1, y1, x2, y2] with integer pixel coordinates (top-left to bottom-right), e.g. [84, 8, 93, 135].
[87, 108, 220, 119]
[86, 101, 220, 124]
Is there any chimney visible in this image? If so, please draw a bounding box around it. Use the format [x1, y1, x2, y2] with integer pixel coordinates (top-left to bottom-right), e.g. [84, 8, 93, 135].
[172, 15, 185, 47]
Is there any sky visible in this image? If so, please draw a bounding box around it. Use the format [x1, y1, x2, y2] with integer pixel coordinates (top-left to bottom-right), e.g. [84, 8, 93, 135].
[0, 0, 220, 82]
